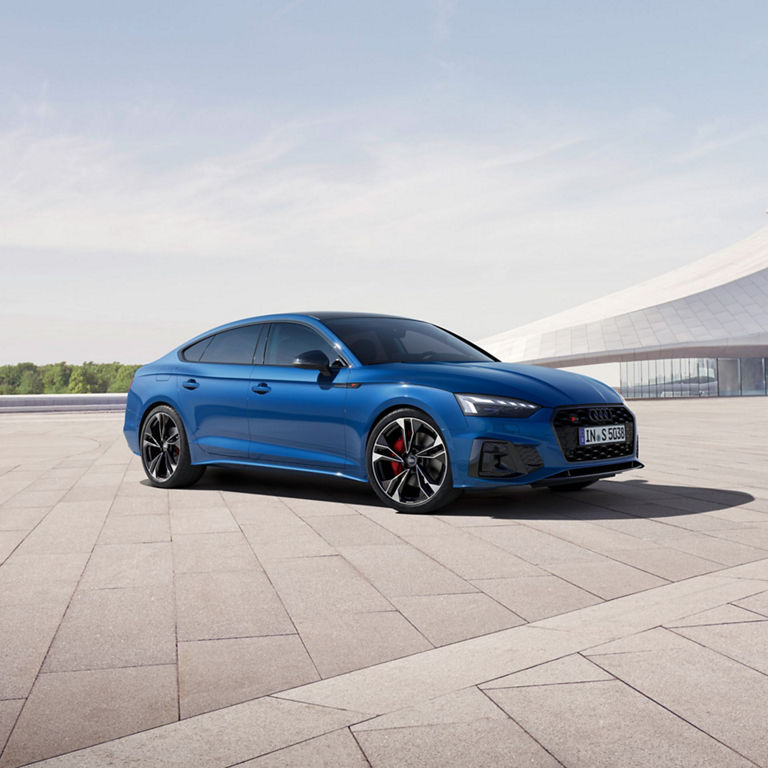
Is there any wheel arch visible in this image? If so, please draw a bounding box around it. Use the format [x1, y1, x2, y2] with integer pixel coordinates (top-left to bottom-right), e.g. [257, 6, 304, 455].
[362, 399, 456, 478]
[354, 387, 463, 478]
[138, 399, 182, 438]
[364, 402, 461, 510]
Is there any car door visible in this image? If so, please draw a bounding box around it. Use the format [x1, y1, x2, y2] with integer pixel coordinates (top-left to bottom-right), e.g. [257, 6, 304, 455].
[176, 324, 265, 461]
[248, 321, 351, 471]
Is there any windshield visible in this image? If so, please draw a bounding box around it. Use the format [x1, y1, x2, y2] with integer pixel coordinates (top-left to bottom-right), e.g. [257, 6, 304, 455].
[323, 317, 496, 365]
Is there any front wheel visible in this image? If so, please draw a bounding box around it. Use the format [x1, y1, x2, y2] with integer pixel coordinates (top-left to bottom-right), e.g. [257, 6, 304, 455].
[366, 408, 461, 513]
[140, 405, 205, 488]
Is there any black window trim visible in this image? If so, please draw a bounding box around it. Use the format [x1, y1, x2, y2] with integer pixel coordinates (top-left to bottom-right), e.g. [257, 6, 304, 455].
[179, 323, 267, 366]
[261, 321, 350, 368]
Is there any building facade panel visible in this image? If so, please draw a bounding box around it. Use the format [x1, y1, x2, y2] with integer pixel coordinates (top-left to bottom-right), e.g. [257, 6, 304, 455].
[482, 227, 768, 398]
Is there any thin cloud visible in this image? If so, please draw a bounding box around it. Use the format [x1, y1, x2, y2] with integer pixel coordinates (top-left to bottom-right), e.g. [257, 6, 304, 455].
[431, 0, 458, 41]
[1, 119, 766, 363]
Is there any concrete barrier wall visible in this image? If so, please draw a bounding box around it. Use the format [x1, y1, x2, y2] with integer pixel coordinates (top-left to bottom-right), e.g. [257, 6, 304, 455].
[0, 394, 128, 413]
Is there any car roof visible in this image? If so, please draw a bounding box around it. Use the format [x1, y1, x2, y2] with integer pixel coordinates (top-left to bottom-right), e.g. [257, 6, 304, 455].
[303, 311, 413, 322]
[176, 312, 420, 349]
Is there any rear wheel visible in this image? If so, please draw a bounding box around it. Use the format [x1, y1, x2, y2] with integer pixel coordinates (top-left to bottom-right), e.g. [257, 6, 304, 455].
[140, 405, 205, 488]
[548, 480, 598, 492]
[366, 408, 461, 513]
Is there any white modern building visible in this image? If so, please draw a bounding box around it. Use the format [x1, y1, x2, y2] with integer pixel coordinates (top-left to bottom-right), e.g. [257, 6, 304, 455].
[481, 226, 768, 398]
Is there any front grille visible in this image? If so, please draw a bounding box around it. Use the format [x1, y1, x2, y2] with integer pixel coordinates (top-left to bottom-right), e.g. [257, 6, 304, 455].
[553, 405, 635, 462]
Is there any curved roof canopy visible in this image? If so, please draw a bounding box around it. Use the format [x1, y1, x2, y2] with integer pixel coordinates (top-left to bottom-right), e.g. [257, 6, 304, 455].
[481, 226, 768, 366]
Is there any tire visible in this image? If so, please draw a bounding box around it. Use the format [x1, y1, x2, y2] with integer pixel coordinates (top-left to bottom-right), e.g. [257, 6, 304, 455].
[548, 480, 598, 492]
[140, 405, 205, 488]
[366, 408, 461, 513]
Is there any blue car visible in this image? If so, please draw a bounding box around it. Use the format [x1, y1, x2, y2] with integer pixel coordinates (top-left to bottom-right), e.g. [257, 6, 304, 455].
[123, 313, 642, 513]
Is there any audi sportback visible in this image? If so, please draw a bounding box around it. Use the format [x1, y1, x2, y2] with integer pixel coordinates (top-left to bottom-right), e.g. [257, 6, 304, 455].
[123, 313, 642, 513]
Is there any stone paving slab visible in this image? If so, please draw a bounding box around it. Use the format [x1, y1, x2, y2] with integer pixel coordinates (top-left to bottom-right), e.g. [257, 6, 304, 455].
[390, 592, 524, 646]
[175, 569, 295, 641]
[480, 653, 612, 689]
[487, 680, 753, 767]
[735, 589, 768, 617]
[0, 665, 178, 768]
[30, 697, 366, 768]
[31, 564, 767, 767]
[290, 609, 433, 678]
[0, 398, 766, 766]
[278, 569, 768, 716]
[238, 728, 369, 767]
[469, 574, 602, 620]
[42, 585, 176, 672]
[587, 629, 768, 766]
[178, 635, 319, 718]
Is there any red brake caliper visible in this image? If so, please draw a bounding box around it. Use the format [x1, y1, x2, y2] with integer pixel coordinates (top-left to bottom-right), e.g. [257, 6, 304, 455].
[391, 436, 405, 475]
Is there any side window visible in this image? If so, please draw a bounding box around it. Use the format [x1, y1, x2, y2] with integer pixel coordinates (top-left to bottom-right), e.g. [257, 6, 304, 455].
[198, 325, 264, 365]
[182, 336, 213, 362]
[264, 323, 337, 366]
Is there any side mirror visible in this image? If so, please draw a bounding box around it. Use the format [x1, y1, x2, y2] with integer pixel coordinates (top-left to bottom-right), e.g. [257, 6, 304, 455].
[293, 349, 332, 374]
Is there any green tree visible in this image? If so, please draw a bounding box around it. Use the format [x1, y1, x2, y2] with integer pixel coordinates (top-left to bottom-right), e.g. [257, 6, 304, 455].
[67, 366, 89, 393]
[17, 367, 44, 394]
[0, 365, 17, 395]
[42, 362, 72, 393]
[1, 361, 141, 394]
[110, 365, 139, 392]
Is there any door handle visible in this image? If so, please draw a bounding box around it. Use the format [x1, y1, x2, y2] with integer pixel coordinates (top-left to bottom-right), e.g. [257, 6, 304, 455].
[252, 382, 271, 395]
[182, 379, 199, 390]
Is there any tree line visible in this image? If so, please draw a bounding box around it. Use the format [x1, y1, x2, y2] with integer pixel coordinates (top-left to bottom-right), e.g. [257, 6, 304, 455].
[0, 362, 142, 395]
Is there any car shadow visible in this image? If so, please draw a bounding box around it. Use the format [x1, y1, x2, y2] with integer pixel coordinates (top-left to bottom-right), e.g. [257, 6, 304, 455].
[172, 468, 754, 521]
[439, 479, 755, 521]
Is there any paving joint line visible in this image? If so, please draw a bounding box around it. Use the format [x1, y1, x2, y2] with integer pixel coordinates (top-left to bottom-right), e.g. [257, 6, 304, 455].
[585, 652, 764, 767]
[0, 448, 131, 763]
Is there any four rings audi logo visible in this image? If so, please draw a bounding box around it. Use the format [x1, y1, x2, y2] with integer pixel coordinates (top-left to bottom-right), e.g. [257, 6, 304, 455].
[588, 408, 613, 422]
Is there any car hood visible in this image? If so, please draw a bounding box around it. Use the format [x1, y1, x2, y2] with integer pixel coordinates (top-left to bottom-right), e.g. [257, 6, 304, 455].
[360, 361, 622, 407]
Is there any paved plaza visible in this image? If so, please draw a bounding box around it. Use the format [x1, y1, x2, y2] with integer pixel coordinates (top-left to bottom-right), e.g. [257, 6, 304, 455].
[0, 398, 767, 766]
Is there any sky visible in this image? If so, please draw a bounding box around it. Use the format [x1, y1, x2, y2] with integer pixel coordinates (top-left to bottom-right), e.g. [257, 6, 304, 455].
[1, 0, 768, 364]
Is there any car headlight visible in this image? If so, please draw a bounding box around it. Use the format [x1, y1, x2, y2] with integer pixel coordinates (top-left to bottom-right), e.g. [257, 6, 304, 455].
[455, 393, 540, 418]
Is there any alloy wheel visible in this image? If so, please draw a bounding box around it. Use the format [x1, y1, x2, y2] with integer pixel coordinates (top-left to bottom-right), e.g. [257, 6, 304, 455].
[370, 416, 448, 506]
[142, 411, 181, 482]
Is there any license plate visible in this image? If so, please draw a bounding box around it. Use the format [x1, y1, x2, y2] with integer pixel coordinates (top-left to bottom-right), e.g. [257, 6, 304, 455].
[578, 424, 626, 446]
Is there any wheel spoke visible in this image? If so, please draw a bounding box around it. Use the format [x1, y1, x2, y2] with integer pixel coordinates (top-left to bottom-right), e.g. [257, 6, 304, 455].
[143, 434, 161, 450]
[384, 469, 410, 502]
[165, 428, 180, 446]
[148, 452, 163, 477]
[164, 450, 177, 475]
[415, 439, 445, 461]
[395, 418, 414, 454]
[415, 465, 440, 499]
[372, 444, 404, 465]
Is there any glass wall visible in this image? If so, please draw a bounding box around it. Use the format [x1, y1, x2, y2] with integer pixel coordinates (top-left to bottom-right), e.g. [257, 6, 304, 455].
[718, 359, 740, 397]
[619, 357, 767, 399]
[742, 358, 766, 396]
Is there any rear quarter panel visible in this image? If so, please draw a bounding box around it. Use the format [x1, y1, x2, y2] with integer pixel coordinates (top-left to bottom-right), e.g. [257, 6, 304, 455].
[122, 363, 184, 456]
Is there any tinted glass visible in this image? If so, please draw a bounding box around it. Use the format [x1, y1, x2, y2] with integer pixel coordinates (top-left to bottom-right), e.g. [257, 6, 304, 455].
[741, 357, 766, 395]
[199, 325, 263, 365]
[182, 337, 213, 362]
[265, 323, 337, 366]
[717, 358, 740, 396]
[323, 317, 495, 365]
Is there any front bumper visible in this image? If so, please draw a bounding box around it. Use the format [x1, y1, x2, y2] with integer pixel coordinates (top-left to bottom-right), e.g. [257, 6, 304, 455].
[450, 404, 641, 489]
